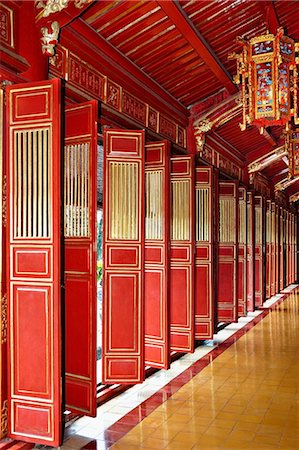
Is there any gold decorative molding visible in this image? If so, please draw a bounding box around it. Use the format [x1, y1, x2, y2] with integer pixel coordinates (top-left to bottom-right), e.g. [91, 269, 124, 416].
[2, 175, 6, 228]
[248, 146, 287, 174]
[289, 191, 299, 203]
[0, 400, 7, 439]
[40, 21, 59, 56]
[1, 294, 7, 345]
[275, 176, 299, 192]
[35, 0, 92, 18]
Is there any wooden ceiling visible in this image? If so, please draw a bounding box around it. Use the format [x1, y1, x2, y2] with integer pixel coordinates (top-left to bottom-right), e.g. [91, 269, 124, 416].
[80, 0, 299, 198]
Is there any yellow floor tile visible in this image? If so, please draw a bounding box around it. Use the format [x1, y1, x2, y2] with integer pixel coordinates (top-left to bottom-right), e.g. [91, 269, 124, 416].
[111, 291, 299, 450]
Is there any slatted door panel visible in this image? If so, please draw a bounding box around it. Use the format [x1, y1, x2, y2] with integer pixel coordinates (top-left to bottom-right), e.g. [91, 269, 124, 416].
[279, 208, 284, 291]
[285, 211, 289, 286]
[103, 129, 145, 383]
[287, 212, 291, 285]
[254, 195, 264, 307]
[144, 141, 170, 369]
[6, 80, 62, 446]
[247, 191, 255, 312]
[170, 156, 195, 352]
[266, 200, 273, 298]
[64, 102, 97, 416]
[291, 214, 295, 283]
[275, 205, 279, 293]
[195, 166, 217, 340]
[218, 181, 238, 323]
[270, 202, 276, 296]
[238, 187, 247, 317]
[294, 217, 297, 283]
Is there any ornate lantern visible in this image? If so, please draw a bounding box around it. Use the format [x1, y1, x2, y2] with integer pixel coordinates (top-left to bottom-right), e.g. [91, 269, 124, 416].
[229, 28, 299, 132]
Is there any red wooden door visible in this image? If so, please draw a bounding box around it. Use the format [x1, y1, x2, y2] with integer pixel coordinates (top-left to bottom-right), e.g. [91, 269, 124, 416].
[279, 207, 284, 291]
[289, 212, 292, 285]
[275, 205, 279, 293]
[218, 181, 239, 323]
[246, 191, 255, 312]
[102, 129, 145, 383]
[195, 166, 217, 339]
[64, 101, 97, 416]
[254, 195, 264, 307]
[294, 217, 297, 283]
[265, 200, 271, 299]
[6, 80, 62, 446]
[170, 156, 195, 352]
[291, 213, 295, 283]
[238, 187, 247, 317]
[144, 141, 170, 369]
[270, 202, 276, 296]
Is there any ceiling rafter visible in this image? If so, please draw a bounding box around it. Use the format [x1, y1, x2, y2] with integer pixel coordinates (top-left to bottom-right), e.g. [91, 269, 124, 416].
[156, 0, 238, 95]
[259, 1, 280, 34]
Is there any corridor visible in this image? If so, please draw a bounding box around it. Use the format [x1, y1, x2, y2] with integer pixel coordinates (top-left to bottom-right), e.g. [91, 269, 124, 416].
[60, 286, 299, 450]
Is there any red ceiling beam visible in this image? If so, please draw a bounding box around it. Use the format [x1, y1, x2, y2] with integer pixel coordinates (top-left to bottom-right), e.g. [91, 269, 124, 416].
[259, 1, 280, 34]
[157, 0, 237, 95]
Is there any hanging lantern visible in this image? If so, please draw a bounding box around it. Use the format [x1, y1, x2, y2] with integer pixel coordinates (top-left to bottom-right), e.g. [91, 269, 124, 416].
[229, 28, 299, 132]
[286, 128, 299, 177]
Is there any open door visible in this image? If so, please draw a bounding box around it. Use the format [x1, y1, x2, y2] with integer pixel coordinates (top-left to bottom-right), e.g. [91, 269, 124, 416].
[279, 207, 284, 291]
[144, 141, 170, 369]
[195, 166, 217, 339]
[270, 202, 276, 296]
[64, 101, 98, 416]
[254, 195, 264, 307]
[102, 129, 145, 383]
[275, 205, 279, 293]
[247, 191, 255, 312]
[265, 200, 271, 299]
[170, 156, 195, 352]
[218, 181, 239, 323]
[6, 80, 63, 446]
[238, 186, 247, 317]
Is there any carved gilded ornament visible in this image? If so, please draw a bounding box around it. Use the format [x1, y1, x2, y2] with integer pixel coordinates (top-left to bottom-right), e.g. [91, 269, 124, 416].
[1, 294, 7, 345]
[248, 162, 261, 173]
[0, 400, 7, 438]
[194, 120, 212, 153]
[289, 192, 299, 203]
[40, 21, 59, 56]
[35, 0, 92, 17]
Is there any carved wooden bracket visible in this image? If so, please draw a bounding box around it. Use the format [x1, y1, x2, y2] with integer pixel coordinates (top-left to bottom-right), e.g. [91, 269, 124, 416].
[35, 0, 93, 57]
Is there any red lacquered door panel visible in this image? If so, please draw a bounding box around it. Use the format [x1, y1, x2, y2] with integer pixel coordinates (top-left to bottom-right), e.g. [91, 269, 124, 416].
[287, 212, 291, 285]
[265, 200, 271, 299]
[144, 141, 170, 369]
[195, 166, 217, 339]
[238, 187, 247, 317]
[254, 195, 264, 307]
[275, 205, 279, 293]
[294, 217, 297, 283]
[270, 202, 276, 296]
[64, 101, 97, 416]
[102, 129, 145, 383]
[170, 156, 195, 352]
[246, 191, 255, 312]
[218, 181, 239, 323]
[292, 213, 295, 283]
[279, 208, 284, 291]
[6, 80, 62, 446]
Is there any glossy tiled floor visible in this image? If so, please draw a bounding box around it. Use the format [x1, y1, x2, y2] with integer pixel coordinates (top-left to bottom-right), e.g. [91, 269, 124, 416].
[61, 287, 299, 450]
